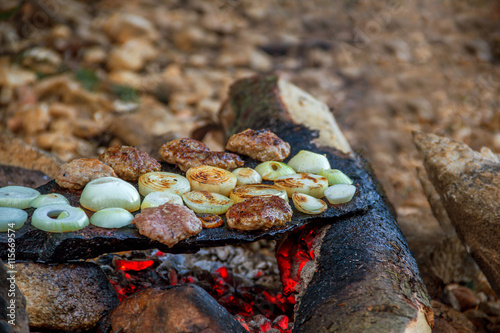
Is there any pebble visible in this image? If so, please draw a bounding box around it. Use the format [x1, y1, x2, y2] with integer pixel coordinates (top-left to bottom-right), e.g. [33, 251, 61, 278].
[464, 39, 492, 62]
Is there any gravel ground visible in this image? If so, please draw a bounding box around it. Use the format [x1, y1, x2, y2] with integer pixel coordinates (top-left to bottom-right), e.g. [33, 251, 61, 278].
[1, 0, 500, 331]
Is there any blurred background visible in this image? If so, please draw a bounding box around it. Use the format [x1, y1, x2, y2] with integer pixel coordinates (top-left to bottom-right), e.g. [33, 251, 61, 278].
[1, 0, 499, 331]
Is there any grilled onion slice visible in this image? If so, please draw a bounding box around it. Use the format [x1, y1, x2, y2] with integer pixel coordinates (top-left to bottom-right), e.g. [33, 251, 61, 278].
[182, 191, 234, 214]
[229, 184, 288, 204]
[232, 168, 262, 185]
[287, 150, 331, 174]
[254, 161, 295, 180]
[141, 192, 183, 209]
[80, 177, 140, 212]
[0, 186, 40, 209]
[274, 173, 328, 198]
[138, 172, 190, 196]
[292, 193, 327, 215]
[32, 204, 89, 232]
[186, 166, 237, 197]
[90, 208, 134, 228]
[197, 213, 224, 228]
[319, 169, 353, 185]
[325, 184, 356, 204]
[0, 207, 28, 232]
[30, 193, 69, 208]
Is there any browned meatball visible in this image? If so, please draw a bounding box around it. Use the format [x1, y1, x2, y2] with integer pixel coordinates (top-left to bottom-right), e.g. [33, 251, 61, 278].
[159, 138, 244, 172]
[225, 129, 291, 162]
[99, 145, 161, 181]
[133, 202, 202, 247]
[55, 158, 117, 190]
[226, 196, 292, 231]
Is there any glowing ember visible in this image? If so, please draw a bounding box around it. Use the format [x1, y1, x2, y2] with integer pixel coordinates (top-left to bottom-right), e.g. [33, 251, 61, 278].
[114, 259, 155, 271]
[276, 226, 316, 296]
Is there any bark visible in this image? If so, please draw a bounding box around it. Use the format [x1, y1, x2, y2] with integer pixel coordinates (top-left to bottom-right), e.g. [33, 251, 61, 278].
[222, 75, 433, 332]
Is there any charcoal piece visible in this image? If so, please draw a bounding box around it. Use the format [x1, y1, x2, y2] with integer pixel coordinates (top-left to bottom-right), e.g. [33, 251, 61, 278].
[14, 262, 118, 332]
[0, 262, 29, 333]
[109, 284, 247, 333]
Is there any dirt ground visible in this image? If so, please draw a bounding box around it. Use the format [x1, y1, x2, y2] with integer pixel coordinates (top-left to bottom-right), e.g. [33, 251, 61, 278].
[1, 0, 500, 331]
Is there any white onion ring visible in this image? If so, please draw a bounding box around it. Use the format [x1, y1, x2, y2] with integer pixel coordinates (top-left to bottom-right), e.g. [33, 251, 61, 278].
[32, 204, 89, 233]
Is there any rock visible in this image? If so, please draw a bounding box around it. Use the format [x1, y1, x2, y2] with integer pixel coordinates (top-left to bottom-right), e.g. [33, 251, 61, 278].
[0, 134, 61, 178]
[414, 132, 500, 296]
[14, 262, 118, 332]
[0, 262, 29, 333]
[407, 97, 435, 123]
[444, 284, 479, 311]
[464, 39, 492, 62]
[109, 284, 246, 333]
[82, 46, 107, 65]
[172, 26, 218, 51]
[21, 47, 62, 75]
[107, 39, 158, 72]
[249, 49, 273, 72]
[384, 39, 412, 62]
[431, 300, 476, 333]
[432, 318, 459, 333]
[103, 13, 158, 43]
[0, 164, 51, 188]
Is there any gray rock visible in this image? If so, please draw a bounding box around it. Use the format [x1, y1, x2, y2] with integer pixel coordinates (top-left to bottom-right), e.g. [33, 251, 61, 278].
[14, 262, 118, 332]
[0, 262, 29, 333]
[465, 39, 492, 62]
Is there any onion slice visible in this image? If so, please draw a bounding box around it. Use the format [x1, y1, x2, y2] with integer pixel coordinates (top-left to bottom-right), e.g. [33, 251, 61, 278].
[292, 193, 327, 215]
[182, 191, 234, 214]
[186, 166, 237, 197]
[254, 161, 295, 180]
[138, 172, 191, 196]
[274, 173, 328, 198]
[0, 186, 40, 209]
[287, 150, 331, 174]
[0, 207, 28, 232]
[324, 184, 356, 204]
[90, 208, 134, 228]
[80, 177, 140, 212]
[229, 184, 288, 204]
[232, 168, 262, 185]
[32, 204, 89, 232]
[197, 213, 224, 228]
[141, 192, 183, 209]
[319, 169, 353, 185]
[30, 193, 69, 208]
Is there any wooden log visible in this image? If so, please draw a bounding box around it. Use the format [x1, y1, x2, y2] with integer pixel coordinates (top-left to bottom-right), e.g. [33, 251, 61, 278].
[414, 132, 500, 297]
[221, 75, 433, 332]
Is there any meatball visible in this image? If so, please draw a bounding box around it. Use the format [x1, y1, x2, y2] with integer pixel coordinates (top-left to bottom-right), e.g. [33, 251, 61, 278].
[159, 138, 244, 172]
[99, 145, 161, 181]
[226, 196, 293, 231]
[133, 202, 202, 247]
[55, 158, 117, 190]
[225, 129, 290, 162]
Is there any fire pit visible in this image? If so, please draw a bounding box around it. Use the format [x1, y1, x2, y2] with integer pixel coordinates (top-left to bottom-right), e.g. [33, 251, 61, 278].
[1, 76, 433, 332]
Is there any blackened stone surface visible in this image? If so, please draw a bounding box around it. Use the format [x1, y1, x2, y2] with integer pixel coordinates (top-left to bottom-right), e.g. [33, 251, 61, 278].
[0, 262, 29, 333]
[0, 146, 379, 262]
[0, 164, 51, 188]
[109, 284, 247, 333]
[14, 262, 118, 332]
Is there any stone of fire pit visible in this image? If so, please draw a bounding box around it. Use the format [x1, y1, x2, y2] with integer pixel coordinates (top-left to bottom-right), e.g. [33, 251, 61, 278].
[0, 262, 29, 333]
[414, 132, 500, 296]
[109, 284, 247, 333]
[14, 262, 118, 332]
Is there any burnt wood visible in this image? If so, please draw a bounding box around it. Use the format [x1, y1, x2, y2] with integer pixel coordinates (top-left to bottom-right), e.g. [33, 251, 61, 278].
[224, 75, 433, 332]
[0, 134, 378, 262]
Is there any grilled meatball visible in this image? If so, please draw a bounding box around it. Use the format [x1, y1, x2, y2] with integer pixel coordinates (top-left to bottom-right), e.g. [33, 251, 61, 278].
[99, 145, 161, 181]
[133, 202, 202, 247]
[55, 158, 117, 190]
[226, 196, 292, 231]
[226, 129, 291, 162]
[159, 138, 244, 172]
